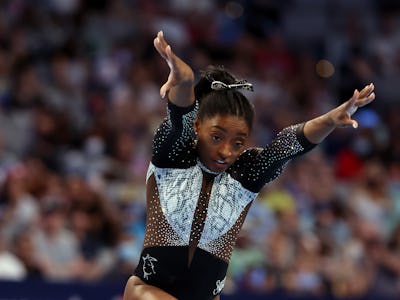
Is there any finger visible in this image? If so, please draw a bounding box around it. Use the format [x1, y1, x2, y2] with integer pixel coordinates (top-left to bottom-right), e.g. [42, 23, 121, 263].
[358, 83, 374, 98]
[154, 37, 167, 59]
[353, 88, 359, 99]
[356, 92, 376, 108]
[160, 84, 167, 99]
[157, 31, 169, 49]
[154, 36, 176, 70]
[160, 81, 172, 99]
[154, 31, 172, 59]
[154, 37, 168, 60]
[343, 116, 358, 129]
[348, 89, 358, 105]
[344, 89, 359, 116]
[165, 45, 176, 69]
[166, 44, 173, 59]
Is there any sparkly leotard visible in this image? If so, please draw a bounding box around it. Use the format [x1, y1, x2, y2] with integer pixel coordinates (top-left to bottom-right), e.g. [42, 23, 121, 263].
[133, 101, 316, 300]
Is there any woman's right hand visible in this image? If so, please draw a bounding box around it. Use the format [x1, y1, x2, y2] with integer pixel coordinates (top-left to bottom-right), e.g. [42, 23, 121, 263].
[153, 31, 195, 105]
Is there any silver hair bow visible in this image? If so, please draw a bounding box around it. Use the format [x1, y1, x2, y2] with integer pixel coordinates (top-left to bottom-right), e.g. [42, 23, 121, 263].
[211, 80, 254, 92]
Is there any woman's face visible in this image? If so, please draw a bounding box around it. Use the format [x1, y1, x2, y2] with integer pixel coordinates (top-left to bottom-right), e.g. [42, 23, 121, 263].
[194, 114, 250, 173]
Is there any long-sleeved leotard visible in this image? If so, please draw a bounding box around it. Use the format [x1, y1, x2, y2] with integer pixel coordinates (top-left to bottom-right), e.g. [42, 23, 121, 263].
[134, 101, 316, 300]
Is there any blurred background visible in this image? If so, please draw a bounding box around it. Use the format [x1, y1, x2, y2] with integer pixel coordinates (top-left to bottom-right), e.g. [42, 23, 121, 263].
[0, 0, 399, 299]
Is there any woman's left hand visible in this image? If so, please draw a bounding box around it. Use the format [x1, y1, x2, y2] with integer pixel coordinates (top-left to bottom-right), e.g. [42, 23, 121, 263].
[331, 83, 376, 128]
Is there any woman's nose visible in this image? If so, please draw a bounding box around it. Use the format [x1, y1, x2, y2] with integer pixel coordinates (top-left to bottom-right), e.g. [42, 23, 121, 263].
[218, 143, 232, 158]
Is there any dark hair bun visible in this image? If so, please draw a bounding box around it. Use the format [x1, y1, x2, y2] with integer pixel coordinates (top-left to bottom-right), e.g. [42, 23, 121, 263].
[194, 65, 237, 100]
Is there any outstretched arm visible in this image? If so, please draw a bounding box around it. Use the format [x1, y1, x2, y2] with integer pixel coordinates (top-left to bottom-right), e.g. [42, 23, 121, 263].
[303, 83, 376, 143]
[153, 31, 195, 107]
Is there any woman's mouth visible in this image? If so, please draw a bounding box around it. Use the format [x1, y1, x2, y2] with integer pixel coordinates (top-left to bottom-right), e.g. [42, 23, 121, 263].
[212, 159, 228, 171]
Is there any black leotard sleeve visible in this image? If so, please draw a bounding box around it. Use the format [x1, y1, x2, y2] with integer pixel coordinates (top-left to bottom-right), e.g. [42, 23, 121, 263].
[228, 123, 317, 193]
[151, 101, 198, 168]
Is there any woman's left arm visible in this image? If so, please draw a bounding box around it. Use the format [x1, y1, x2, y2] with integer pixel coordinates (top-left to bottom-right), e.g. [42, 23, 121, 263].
[303, 83, 375, 144]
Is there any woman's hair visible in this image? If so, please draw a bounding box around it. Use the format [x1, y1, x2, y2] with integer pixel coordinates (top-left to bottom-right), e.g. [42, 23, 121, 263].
[194, 65, 255, 131]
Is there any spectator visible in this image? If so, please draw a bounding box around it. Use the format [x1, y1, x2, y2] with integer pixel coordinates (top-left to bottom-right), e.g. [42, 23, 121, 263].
[31, 197, 85, 280]
[0, 229, 26, 280]
[12, 226, 43, 279]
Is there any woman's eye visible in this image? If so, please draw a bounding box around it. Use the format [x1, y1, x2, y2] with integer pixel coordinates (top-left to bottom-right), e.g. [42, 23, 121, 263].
[235, 142, 244, 148]
[212, 135, 221, 142]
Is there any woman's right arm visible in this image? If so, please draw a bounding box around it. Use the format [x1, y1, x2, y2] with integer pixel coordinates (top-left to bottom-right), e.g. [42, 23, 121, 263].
[153, 31, 195, 107]
[151, 31, 198, 168]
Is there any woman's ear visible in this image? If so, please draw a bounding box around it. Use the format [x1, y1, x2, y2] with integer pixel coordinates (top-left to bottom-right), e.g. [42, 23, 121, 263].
[194, 117, 200, 135]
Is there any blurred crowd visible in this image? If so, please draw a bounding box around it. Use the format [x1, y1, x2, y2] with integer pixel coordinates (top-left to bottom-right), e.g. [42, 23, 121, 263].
[0, 0, 400, 298]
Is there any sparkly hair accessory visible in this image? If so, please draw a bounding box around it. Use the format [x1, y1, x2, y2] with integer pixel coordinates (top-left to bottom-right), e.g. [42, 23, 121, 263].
[211, 80, 254, 92]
